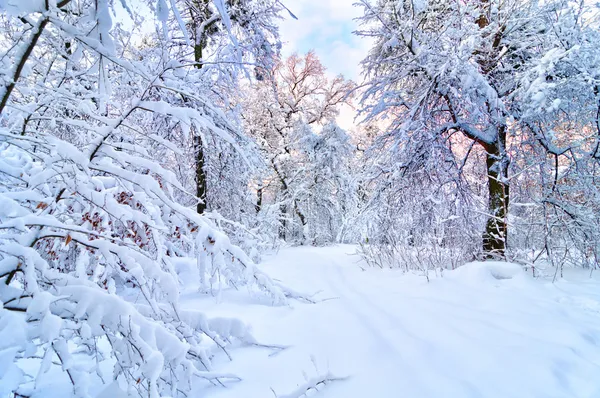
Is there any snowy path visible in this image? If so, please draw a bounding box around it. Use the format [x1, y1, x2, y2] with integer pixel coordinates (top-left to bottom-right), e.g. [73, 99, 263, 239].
[185, 245, 600, 398]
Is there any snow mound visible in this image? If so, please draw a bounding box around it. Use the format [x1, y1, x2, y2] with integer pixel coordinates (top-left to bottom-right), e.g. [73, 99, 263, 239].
[446, 261, 528, 285]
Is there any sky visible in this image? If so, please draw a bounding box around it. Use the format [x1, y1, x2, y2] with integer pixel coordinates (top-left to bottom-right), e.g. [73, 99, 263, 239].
[278, 0, 369, 82]
[277, 0, 371, 130]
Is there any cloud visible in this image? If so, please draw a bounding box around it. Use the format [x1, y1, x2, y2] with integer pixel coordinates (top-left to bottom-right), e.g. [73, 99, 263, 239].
[278, 0, 370, 82]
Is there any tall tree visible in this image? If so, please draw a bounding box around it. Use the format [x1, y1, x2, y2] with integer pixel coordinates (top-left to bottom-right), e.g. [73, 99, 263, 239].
[357, 0, 600, 259]
[181, 0, 283, 214]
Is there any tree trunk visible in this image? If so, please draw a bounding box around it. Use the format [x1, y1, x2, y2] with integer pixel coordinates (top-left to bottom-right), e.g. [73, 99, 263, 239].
[255, 182, 263, 213]
[0, 17, 48, 115]
[194, 135, 207, 214]
[475, 0, 509, 258]
[279, 202, 287, 239]
[192, 11, 208, 214]
[482, 126, 509, 258]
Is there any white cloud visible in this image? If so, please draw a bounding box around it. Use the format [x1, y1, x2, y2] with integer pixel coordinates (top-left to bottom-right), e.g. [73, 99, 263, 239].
[279, 0, 369, 81]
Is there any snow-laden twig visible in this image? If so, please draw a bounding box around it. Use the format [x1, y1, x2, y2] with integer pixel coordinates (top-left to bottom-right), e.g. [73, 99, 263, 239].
[273, 373, 348, 398]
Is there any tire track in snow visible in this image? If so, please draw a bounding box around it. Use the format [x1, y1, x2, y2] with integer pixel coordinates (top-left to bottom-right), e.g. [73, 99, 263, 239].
[321, 259, 432, 395]
[332, 259, 531, 349]
[323, 262, 405, 359]
[325, 257, 490, 397]
[330, 259, 432, 346]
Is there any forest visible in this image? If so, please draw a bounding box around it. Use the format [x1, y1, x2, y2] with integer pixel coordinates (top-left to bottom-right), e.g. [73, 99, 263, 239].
[1, 0, 600, 397]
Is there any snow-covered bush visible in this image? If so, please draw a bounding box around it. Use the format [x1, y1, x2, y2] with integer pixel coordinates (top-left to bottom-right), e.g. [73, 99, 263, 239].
[0, 0, 290, 396]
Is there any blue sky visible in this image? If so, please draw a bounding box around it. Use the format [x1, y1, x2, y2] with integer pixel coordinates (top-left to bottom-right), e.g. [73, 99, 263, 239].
[278, 0, 370, 82]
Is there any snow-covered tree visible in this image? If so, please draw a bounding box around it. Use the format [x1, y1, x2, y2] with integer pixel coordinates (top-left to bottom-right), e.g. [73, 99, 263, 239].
[508, 3, 600, 271]
[296, 122, 358, 245]
[240, 51, 355, 243]
[357, 0, 600, 265]
[176, 0, 285, 215]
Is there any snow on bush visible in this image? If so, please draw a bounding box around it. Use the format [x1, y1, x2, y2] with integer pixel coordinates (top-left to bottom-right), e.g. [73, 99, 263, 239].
[0, 0, 289, 396]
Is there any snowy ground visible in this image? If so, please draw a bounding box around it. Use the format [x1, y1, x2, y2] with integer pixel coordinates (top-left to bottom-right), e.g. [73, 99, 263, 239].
[185, 245, 600, 398]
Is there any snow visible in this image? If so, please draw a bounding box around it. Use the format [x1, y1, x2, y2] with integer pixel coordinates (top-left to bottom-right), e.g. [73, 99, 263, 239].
[178, 245, 600, 398]
[156, 0, 169, 23]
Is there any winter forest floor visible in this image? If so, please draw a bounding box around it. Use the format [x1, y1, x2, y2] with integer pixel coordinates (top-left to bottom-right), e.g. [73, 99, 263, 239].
[180, 245, 600, 398]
